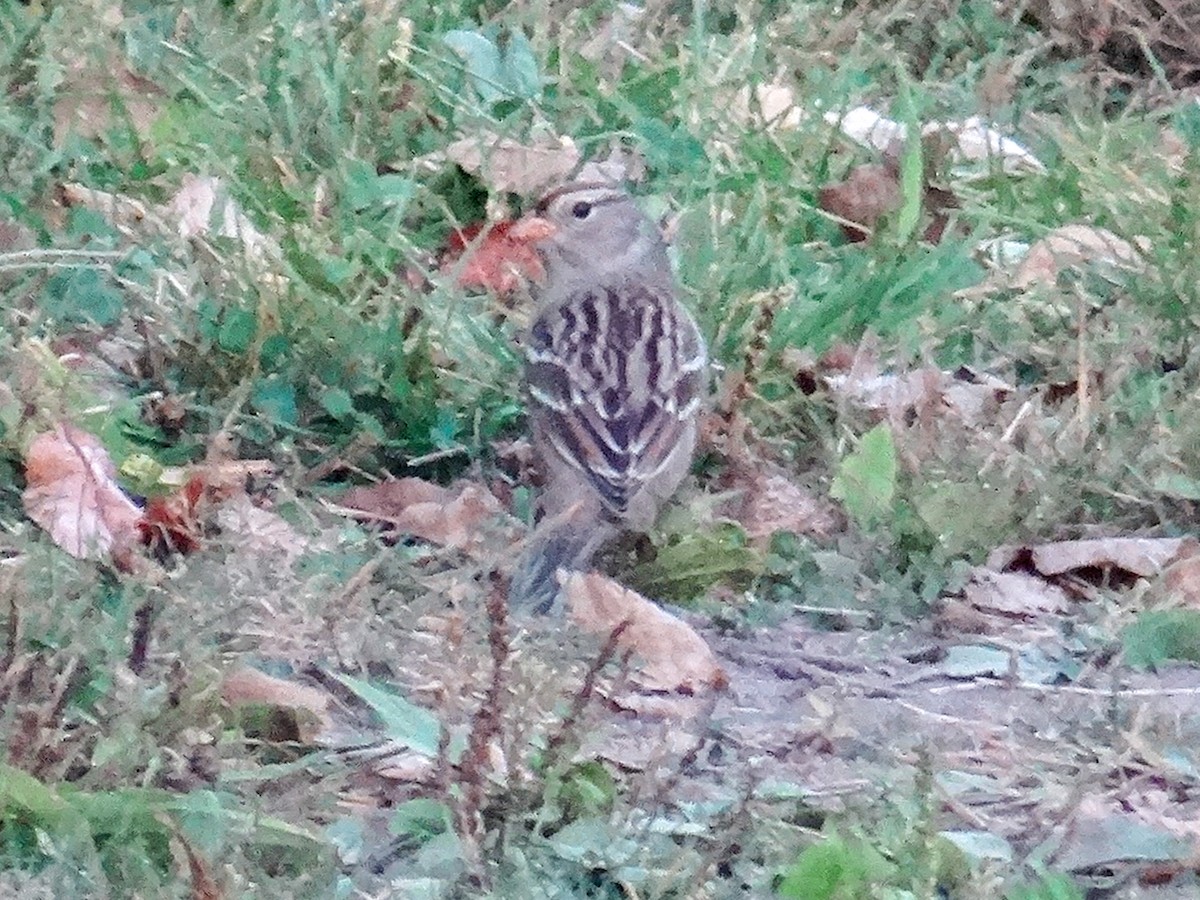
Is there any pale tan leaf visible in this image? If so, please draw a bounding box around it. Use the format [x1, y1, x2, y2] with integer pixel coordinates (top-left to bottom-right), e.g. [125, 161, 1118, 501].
[1160, 550, 1200, 609]
[988, 537, 1194, 580]
[726, 472, 841, 541]
[826, 106, 906, 152]
[1012, 224, 1143, 289]
[166, 175, 276, 263]
[562, 571, 727, 692]
[337, 478, 507, 550]
[447, 133, 580, 196]
[22, 423, 142, 562]
[731, 82, 802, 131]
[924, 116, 1046, 174]
[963, 569, 1071, 617]
[215, 494, 309, 559]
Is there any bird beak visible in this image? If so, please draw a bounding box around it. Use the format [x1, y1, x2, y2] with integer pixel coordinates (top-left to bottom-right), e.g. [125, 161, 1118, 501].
[509, 215, 557, 243]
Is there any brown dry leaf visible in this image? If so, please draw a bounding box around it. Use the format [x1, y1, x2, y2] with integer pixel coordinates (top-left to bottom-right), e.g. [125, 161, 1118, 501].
[441, 219, 549, 295]
[337, 478, 507, 550]
[221, 666, 332, 743]
[446, 133, 580, 196]
[22, 423, 143, 563]
[1012, 224, 1144, 289]
[988, 537, 1195, 580]
[562, 571, 727, 693]
[138, 460, 278, 558]
[726, 471, 842, 541]
[826, 363, 1002, 427]
[818, 163, 901, 242]
[1159, 551, 1200, 608]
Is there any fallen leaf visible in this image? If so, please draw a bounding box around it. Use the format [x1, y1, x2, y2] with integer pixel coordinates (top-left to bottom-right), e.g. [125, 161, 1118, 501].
[138, 460, 278, 558]
[818, 163, 901, 242]
[927, 116, 1046, 174]
[447, 133, 580, 196]
[818, 162, 956, 243]
[826, 107, 1045, 175]
[166, 174, 276, 264]
[1160, 551, 1200, 608]
[221, 666, 332, 743]
[1012, 224, 1143, 289]
[337, 478, 507, 550]
[23, 423, 143, 564]
[441, 219, 548, 294]
[827, 106, 906, 153]
[725, 472, 842, 541]
[731, 82, 803, 131]
[139, 476, 206, 556]
[63, 176, 279, 266]
[962, 569, 1071, 618]
[1056, 796, 1194, 872]
[215, 494, 309, 559]
[988, 537, 1195, 580]
[561, 571, 727, 692]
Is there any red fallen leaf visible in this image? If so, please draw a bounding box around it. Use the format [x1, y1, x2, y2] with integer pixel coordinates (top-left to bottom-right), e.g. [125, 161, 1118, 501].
[139, 476, 206, 556]
[138, 460, 277, 558]
[22, 423, 143, 565]
[441, 219, 551, 294]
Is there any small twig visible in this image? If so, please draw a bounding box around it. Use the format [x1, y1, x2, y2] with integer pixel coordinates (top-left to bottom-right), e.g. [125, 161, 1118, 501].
[129, 597, 160, 675]
[452, 570, 511, 889]
[542, 620, 629, 768]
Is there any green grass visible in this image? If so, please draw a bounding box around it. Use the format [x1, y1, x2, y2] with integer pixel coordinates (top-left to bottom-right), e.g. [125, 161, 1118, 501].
[3, 0, 1200, 895]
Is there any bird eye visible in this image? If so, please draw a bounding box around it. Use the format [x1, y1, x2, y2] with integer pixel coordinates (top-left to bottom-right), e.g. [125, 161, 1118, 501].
[570, 201, 593, 220]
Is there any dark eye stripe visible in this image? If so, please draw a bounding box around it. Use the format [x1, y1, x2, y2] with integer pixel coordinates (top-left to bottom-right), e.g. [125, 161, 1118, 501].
[533, 182, 627, 215]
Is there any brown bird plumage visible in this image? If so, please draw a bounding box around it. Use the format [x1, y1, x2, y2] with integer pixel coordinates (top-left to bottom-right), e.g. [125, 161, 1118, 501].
[509, 182, 707, 613]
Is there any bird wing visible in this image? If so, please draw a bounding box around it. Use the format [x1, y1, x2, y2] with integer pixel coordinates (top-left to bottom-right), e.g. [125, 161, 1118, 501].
[525, 284, 706, 519]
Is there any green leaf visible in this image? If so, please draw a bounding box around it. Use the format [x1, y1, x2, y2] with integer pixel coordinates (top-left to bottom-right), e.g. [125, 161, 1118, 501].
[320, 387, 354, 419]
[251, 377, 298, 426]
[1123, 609, 1200, 669]
[42, 267, 124, 326]
[830, 424, 896, 528]
[777, 835, 878, 899]
[500, 30, 540, 100]
[333, 672, 442, 756]
[442, 30, 504, 104]
[894, 83, 923, 244]
[0, 764, 92, 844]
[1152, 471, 1200, 501]
[914, 478, 1013, 557]
[635, 523, 762, 601]
[390, 798, 452, 841]
[218, 306, 257, 353]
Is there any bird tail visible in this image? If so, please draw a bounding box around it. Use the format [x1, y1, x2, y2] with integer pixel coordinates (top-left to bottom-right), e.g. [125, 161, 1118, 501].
[509, 507, 614, 615]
